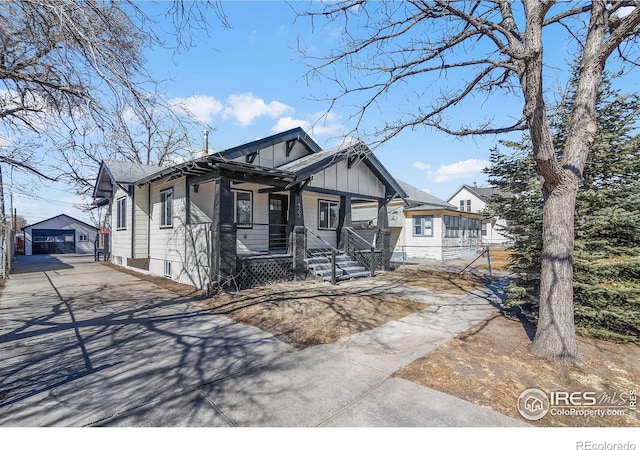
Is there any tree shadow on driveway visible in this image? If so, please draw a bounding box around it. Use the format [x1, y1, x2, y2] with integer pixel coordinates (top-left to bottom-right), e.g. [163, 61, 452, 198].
[0, 262, 293, 427]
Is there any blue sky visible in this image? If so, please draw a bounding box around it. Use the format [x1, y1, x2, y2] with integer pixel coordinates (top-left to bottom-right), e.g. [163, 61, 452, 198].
[8, 1, 637, 226]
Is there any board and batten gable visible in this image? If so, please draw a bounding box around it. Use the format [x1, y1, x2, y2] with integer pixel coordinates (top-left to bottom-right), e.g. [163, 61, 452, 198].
[309, 158, 386, 199]
[229, 141, 310, 168]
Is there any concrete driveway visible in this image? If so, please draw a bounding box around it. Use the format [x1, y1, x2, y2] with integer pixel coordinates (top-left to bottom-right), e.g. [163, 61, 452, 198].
[0, 255, 525, 427]
[0, 255, 293, 426]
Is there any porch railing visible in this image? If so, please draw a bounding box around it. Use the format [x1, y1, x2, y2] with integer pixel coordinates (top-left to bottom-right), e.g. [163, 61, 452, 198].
[344, 227, 380, 277]
[305, 227, 343, 284]
[236, 223, 290, 255]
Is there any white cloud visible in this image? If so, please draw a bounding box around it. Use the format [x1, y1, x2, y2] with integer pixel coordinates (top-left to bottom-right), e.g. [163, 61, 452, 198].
[413, 161, 432, 171]
[413, 158, 488, 183]
[169, 95, 224, 123]
[432, 159, 489, 183]
[272, 116, 311, 133]
[272, 111, 344, 137]
[224, 93, 291, 126]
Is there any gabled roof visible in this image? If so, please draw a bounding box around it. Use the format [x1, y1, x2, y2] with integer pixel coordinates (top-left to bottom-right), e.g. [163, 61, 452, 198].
[23, 214, 98, 231]
[91, 129, 406, 201]
[93, 160, 161, 199]
[447, 184, 511, 203]
[279, 141, 407, 200]
[214, 127, 322, 160]
[396, 180, 456, 209]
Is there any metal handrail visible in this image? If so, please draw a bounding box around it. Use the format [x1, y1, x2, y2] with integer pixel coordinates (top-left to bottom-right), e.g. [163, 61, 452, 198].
[344, 227, 374, 249]
[305, 227, 341, 254]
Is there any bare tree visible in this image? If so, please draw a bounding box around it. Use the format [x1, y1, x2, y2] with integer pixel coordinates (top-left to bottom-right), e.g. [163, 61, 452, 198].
[0, 0, 225, 194]
[300, 1, 640, 364]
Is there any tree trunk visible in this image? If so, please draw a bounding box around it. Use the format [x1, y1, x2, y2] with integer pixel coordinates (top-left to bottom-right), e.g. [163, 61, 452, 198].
[530, 180, 582, 365]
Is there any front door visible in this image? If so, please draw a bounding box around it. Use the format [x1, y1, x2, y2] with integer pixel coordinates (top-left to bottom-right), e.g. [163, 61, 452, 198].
[269, 194, 289, 251]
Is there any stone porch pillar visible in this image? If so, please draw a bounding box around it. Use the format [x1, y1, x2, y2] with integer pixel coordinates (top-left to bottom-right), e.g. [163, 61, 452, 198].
[377, 199, 391, 271]
[212, 177, 237, 286]
[288, 184, 306, 280]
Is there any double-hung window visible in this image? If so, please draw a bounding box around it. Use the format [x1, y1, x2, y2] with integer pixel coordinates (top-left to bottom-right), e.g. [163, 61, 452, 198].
[318, 200, 339, 230]
[412, 215, 433, 237]
[116, 197, 127, 230]
[444, 215, 460, 238]
[233, 190, 252, 228]
[160, 188, 173, 227]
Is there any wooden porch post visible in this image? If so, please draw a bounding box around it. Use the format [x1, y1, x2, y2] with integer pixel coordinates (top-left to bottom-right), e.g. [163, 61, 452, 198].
[337, 195, 352, 250]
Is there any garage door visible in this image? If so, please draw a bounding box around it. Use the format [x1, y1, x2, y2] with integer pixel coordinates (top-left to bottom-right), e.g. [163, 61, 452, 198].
[32, 229, 76, 254]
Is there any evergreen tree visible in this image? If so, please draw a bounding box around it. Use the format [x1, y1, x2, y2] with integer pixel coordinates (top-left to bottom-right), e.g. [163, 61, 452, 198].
[485, 75, 640, 341]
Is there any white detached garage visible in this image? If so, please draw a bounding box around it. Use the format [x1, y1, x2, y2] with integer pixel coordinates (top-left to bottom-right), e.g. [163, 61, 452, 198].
[24, 214, 98, 256]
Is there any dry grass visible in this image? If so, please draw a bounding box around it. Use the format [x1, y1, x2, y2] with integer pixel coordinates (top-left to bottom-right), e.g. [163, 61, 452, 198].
[197, 281, 427, 348]
[473, 248, 512, 271]
[395, 313, 640, 427]
[377, 265, 490, 294]
[102, 263, 428, 348]
[101, 262, 202, 298]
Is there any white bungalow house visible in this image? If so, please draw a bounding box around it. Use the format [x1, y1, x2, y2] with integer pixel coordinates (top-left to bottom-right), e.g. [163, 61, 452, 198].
[92, 128, 406, 289]
[447, 184, 511, 246]
[352, 180, 483, 262]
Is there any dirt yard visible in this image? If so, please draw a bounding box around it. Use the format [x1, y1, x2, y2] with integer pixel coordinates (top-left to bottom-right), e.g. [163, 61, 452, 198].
[395, 312, 640, 427]
[197, 280, 427, 348]
[103, 259, 639, 427]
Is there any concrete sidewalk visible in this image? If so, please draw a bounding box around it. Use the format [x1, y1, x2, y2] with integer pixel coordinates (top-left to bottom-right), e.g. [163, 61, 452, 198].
[0, 255, 525, 427]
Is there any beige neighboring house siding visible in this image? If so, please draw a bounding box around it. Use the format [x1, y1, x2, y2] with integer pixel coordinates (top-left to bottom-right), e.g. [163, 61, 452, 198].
[402, 211, 445, 261]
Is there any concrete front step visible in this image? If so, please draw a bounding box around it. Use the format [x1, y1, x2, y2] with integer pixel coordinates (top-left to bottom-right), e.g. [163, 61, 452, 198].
[305, 252, 370, 283]
[322, 271, 371, 282]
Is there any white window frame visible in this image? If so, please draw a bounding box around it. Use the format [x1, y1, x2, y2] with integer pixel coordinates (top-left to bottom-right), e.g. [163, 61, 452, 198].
[412, 215, 434, 237]
[160, 188, 173, 228]
[318, 199, 339, 230]
[233, 190, 253, 228]
[444, 215, 460, 238]
[164, 260, 172, 278]
[78, 234, 89, 242]
[116, 197, 127, 230]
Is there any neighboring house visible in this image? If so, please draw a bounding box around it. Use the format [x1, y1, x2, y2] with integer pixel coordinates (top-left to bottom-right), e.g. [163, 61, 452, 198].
[447, 184, 511, 246]
[92, 127, 406, 289]
[352, 180, 483, 262]
[23, 214, 97, 256]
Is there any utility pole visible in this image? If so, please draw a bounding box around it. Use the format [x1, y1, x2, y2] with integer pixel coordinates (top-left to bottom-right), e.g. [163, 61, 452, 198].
[0, 165, 6, 278]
